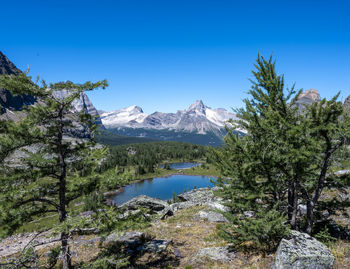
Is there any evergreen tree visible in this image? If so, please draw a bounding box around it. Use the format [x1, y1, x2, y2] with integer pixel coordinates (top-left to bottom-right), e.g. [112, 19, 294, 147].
[0, 71, 108, 268]
[211, 55, 350, 251]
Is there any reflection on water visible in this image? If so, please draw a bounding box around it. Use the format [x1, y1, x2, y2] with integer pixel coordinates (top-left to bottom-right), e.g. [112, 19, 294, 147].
[160, 162, 201, 170]
[110, 174, 214, 205]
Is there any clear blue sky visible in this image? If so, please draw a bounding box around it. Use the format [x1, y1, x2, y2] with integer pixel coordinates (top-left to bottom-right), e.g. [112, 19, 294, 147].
[1, 0, 349, 113]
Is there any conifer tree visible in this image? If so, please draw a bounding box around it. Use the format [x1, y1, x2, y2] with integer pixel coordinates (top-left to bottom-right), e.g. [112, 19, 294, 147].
[0, 71, 108, 268]
[212, 55, 350, 251]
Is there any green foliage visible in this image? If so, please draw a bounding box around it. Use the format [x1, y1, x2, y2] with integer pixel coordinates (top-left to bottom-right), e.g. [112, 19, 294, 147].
[163, 162, 171, 170]
[0, 71, 108, 268]
[219, 206, 289, 252]
[83, 192, 105, 212]
[47, 246, 61, 268]
[314, 226, 336, 247]
[211, 55, 350, 252]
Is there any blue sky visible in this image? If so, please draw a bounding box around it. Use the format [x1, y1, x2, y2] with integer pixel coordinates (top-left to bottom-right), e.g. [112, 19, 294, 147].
[1, 0, 349, 113]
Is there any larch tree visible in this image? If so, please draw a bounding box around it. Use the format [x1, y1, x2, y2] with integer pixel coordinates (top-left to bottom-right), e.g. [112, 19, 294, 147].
[0, 71, 108, 268]
[211, 55, 350, 251]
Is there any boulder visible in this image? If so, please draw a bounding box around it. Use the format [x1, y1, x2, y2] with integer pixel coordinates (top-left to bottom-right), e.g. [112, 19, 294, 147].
[198, 211, 228, 223]
[119, 195, 170, 213]
[208, 201, 230, 212]
[194, 246, 235, 263]
[102, 231, 144, 248]
[119, 195, 173, 220]
[177, 188, 215, 205]
[274, 230, 335, 269]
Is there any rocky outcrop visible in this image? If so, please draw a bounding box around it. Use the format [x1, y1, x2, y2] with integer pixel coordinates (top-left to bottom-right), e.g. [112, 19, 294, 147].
[273, 230, 335, 269]
[295, 89, 320, 111]
[53, 89, 104, 129]
[119, 195, 173, 219]
[344, 95, 350, 109]
[177, 187, 216, 205]
[0, 51, 36, 116]
[102, 231, 145, 248]
[102, 231, 171, 255]
[198, 210, 228, 222]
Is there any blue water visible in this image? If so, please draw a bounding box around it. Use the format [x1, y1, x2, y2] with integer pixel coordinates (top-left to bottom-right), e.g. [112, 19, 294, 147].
[160, 162, 201, 169]
[110, 174, 214, 205]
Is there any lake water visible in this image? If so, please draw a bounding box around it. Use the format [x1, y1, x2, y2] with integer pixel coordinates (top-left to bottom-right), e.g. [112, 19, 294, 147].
[110, 174, 215, 205]
[160, 162, 201, 169]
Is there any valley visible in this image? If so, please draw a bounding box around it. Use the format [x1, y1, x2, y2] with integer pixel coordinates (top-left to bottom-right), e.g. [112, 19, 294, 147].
[1, 51, 350, 269]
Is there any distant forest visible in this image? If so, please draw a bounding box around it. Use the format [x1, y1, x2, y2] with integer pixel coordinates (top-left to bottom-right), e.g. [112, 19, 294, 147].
[99, 141, 208, 175]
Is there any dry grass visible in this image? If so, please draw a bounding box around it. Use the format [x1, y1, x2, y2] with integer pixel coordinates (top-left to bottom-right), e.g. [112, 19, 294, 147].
[143, 205, 274, 269]
[330, 240, 350, 269]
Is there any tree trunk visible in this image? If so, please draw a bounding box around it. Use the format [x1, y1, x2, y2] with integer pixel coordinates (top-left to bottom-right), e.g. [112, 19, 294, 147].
[60, 231, 72, 269]
[288, 182, 298, 229]
[58, 106, 71, 269]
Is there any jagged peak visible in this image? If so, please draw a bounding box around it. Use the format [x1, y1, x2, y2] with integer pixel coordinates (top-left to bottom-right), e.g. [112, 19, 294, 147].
[188, 100, 206, 111]
[125, 105, 144, 113]
[0, 51, 21, 75]
[298, 89, 320, 101]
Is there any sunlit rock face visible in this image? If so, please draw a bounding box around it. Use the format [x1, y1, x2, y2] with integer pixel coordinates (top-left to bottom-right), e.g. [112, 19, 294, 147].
[294, 89, 320, 111]
[53, 89, 104, 129]
[0, 51, 36, 117]
[344, 95, 350, 109]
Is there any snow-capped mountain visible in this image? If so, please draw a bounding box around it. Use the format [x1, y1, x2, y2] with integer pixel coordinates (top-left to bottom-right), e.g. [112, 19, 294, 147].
[101, 100, 238, 134]
[100, 105, 148, 127]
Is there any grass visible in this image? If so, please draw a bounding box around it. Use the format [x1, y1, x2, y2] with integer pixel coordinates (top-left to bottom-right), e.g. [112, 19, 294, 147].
[329, 240, 350, 268]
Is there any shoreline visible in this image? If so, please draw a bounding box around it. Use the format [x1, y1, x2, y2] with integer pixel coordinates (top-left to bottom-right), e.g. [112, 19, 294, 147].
[103, 171, 218, 199]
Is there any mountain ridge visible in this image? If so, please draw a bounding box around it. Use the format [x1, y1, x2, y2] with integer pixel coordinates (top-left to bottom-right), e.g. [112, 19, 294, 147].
[100, 99, 239, 135]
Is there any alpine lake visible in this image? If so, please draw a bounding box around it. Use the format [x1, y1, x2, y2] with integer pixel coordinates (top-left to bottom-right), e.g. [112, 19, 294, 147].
[109, 162, 215, 205]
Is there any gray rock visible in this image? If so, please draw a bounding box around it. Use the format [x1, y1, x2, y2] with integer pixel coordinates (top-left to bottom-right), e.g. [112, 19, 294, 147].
[243, 211, 255, 218]
[177, 188, 215, 205]
[194, 246, 235, 263]
[344, 95, 350, 109]
[294, 89, 320, 112]
[298, 204, 307, 216]
[137, 239, 171, 254]
[274, 230, 335, 269]
[198, 211, 228, 223]
[208, 202, 230, 212]
[103, 231, 144, 248]
[119, 195, 170, 213]
[119, 195, 173, 219]
[169, 201, 196, 211]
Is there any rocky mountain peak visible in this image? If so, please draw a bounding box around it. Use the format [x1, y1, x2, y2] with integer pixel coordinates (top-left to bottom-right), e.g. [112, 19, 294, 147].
[0, 52, 36, 116]
[127, 105, 144, 113]
[0, 51, 21, 75]
[295, 89, 320, 111]
[188, 100, 207, 116]
[298, 89, 320, 102]
[344, 95, 350, 108]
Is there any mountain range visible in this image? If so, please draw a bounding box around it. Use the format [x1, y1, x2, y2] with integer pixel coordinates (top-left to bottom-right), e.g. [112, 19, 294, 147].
[99, 100, 241, 146]
[101, 100, 239, 133]
[1, 51, 349, 146]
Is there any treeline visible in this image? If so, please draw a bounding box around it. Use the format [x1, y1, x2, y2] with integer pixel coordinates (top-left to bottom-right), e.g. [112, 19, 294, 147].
[96, 129, 155, 145]
[99, 141, 208, 175]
